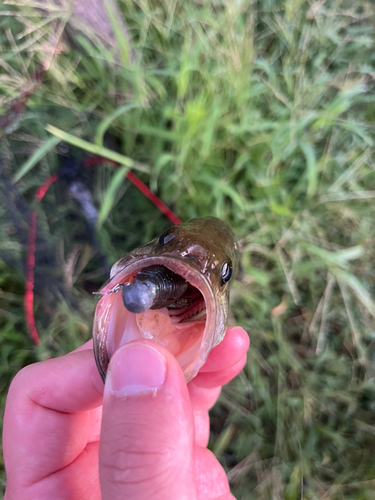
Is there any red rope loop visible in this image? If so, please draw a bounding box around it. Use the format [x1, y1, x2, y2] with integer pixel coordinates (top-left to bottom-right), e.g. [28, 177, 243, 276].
[25, 159, 181, 344]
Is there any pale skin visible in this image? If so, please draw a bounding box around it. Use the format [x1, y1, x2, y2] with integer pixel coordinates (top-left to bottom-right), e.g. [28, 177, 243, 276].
[3, 326, 249, 500]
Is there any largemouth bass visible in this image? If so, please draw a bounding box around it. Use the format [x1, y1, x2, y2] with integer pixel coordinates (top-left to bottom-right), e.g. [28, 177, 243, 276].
[93, 217, 237, 382]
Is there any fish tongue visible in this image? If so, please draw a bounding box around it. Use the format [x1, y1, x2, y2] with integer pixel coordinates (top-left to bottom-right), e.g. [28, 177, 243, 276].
[136, 308, 181, 355]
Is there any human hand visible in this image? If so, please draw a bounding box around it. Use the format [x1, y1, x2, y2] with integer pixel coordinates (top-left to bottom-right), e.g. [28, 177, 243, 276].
[3, 326, 249, 500]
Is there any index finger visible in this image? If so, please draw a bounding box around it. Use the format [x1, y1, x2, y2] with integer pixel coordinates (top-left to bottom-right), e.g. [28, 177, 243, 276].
[9, 348, 104, 414]
[3, 349, 104, 489]
[200, 327, 249, 373]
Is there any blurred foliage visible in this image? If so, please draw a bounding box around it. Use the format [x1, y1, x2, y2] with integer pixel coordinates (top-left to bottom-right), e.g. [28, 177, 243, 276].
[1, 0, 375, 498]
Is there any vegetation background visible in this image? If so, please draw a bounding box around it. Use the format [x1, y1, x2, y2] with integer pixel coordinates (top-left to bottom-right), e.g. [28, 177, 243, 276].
[1, 0, 375, 498]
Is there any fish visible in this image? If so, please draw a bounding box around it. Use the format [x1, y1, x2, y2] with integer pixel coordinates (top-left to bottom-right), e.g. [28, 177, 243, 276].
[93, 216, 237, 382]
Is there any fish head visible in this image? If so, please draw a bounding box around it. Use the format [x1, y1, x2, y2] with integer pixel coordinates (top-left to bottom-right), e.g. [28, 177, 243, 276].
[93, 217, 237, 382]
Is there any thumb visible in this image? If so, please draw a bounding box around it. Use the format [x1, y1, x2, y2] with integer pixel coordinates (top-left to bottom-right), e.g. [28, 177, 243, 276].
[99, 340, 197, 500]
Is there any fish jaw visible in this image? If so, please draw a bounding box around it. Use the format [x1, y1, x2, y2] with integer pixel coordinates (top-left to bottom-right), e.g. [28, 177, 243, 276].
[93, 255, 227, 382]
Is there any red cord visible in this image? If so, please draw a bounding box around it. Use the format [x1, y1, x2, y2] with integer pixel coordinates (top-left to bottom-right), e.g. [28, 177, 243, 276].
[125, 171, 181, 225]
[25, 159, 181, 344]
[24, 175, 59, 344]
[25, 212, 40, 344]
[83, 157, 117, 168]
[83, 157, 181, 225]
[35, 174, 59, 200]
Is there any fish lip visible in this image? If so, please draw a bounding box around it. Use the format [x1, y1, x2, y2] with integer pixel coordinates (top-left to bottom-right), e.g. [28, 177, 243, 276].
[97, 254, 218, 381]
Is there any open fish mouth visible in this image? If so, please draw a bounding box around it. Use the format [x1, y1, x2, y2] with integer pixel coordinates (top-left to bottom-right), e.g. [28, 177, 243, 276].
[93, 256, 217, 382]
[93, 216, 236, 383]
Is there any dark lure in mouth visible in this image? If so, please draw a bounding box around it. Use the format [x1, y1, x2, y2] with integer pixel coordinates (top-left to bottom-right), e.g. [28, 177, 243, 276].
[120, 264, 206, 321]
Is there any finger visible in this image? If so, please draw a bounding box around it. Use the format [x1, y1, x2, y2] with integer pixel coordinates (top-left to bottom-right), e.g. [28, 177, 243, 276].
[3, 350, 104, 490]
[11, 442, 101, 500]
[88, 406, 103, 444]
[200, 327, 249, 373]
[188, 351, 247, 407]
[194, 410, 210, 447]
[99, 340, 198, 500]
[188, 382, 221, 411]
[73, 339, 93, 352]
[3, 397, 91, 492]
[21, 349, 103, 413]
[195, 446, 231, 499]
[193, 354, 247, 389]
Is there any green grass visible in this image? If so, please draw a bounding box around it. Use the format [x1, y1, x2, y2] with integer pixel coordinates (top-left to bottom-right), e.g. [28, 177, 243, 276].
[1, 0, 375, 498]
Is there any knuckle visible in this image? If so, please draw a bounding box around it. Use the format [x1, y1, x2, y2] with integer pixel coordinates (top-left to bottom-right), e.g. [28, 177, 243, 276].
[7, 363, 32, 398]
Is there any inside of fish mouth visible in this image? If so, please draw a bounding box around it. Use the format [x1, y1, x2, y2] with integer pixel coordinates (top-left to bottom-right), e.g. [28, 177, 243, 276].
[103, 265, 208, 372]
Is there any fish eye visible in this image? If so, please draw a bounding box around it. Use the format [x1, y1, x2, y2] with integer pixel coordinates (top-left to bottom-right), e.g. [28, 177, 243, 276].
[220, 261, 233, 286]
[158, 228, 175, 245]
